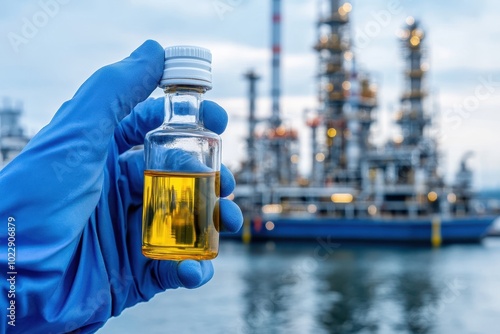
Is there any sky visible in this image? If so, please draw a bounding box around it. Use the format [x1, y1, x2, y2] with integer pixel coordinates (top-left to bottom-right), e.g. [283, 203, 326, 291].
[1, 0, 499, 189]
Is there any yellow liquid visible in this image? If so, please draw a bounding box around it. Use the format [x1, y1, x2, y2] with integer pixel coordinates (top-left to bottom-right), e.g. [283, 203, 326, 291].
[142, 170, 220, 260]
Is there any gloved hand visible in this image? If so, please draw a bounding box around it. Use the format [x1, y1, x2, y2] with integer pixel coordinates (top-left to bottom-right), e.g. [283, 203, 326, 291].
[0, 40, 243, 333]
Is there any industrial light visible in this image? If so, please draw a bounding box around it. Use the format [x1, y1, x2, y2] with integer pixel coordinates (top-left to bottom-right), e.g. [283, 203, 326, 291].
[342, 3, 352, 13]
[276, 126, 286, 136]
[262, 204, 282, 214]
[331, 193, 354, 203]
[307, 204, 317, 213]
[368, 205, 377, 215]
[344, 51, 353, 61]
[410, 36, 420, 47]
[290, 154, 299, 164]
[398, 29, 410, 39]
[413, 29, 424, 38]
[342, 81, 351, 90]
[327, 128, 337, 138]
[393, 134, 404, 144]
[315, 153, 325, 162]
[265, 221, 275, 231]
[428, 191, 438, 202]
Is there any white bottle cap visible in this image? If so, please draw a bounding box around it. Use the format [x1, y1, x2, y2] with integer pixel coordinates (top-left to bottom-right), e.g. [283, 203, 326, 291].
[160, 45, 212, 90]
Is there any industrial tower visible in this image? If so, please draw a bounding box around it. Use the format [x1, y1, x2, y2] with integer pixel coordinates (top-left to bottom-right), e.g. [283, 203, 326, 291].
[358, 17, 443, 217]
[398, 17, 428, 146]
[313, 0, 377, 186]
[398, 17, 441, 193]
[237, 0, 299, 187]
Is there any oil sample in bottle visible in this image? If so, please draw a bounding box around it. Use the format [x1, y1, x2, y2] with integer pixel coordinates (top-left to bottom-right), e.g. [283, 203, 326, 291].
[142, 170, 220, 260]
[142, 45, 221, 260]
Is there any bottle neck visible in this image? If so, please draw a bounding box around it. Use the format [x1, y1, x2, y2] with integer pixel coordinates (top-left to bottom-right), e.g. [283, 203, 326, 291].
[164, 86, 207, 126]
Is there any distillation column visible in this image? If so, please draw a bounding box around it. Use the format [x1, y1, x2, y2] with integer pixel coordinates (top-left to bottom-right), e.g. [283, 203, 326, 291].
[315, 0, 351, 183]
[244, 70, 260, 185]
[398, 18, 427, 146]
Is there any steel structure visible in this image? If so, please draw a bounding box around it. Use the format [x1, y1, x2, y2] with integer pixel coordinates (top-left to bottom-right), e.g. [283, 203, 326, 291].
[0, 100, 29, 168]
[230, 1, 487, 244]
[313, 0, 377, 186]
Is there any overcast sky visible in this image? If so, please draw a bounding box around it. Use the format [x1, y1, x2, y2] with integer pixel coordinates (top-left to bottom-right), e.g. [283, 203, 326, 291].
[1, 0, 499, 189]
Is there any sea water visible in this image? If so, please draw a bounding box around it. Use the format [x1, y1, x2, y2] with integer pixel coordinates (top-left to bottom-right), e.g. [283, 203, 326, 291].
[103, 237, 500, 334]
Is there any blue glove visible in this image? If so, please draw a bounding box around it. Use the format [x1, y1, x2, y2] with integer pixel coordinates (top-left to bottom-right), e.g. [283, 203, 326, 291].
[0, 40, 243, 333]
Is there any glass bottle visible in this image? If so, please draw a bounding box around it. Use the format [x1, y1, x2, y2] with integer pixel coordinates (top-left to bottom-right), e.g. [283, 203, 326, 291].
[142, 46, 221, 261]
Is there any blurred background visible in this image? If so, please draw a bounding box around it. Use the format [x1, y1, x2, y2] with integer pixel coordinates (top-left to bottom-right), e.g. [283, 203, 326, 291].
[1, 0, 500, 333]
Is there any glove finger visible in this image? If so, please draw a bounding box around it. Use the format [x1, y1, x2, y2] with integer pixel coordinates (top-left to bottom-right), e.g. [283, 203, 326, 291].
[115, 98, 164, 154]
[115, 99, 229, 153]
[220, 164, 235, 198]
[201, 101, 228, 135]
[118, 149, 145, 206]
[177, 260, 214, 289]
[220, 198, 243, 233]
[152, 260, 214, 290]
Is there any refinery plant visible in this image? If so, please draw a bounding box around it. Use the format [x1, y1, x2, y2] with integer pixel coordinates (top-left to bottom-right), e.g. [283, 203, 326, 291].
[230, 0, 495, 244]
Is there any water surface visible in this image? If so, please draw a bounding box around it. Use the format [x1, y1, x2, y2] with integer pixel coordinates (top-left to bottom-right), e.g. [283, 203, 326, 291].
[102, 238, 500, 334]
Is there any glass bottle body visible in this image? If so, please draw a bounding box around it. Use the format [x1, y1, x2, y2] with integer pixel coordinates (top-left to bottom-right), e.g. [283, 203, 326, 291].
[142, 87, 221, 260]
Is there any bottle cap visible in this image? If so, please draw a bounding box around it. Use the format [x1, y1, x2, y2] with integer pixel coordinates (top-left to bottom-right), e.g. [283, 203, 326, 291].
[160, 45, 212, 90]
